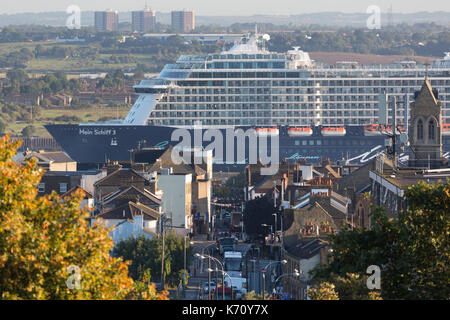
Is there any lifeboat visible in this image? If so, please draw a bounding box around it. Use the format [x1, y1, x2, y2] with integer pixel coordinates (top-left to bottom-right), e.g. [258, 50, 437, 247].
[443, 123, 450, 136]
[364, 124, 382, 136]
[364, 124, 405, 136]
[288, 126, 313, 137]
[321, 126, 346, 136]
[255, 126, 279, 136]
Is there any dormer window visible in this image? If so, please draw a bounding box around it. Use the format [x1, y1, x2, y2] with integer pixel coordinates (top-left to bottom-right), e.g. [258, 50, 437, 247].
[417, 119, 423, 140]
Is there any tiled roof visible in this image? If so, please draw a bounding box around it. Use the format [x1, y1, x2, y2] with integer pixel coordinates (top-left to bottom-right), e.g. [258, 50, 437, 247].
[313, 197, 347, 220]
[94, 168, 146, 186]
[103, 185, 161, 206]
[95, 201, 159, 221]
[25, 151, 74, 163]
[147, 145, 207, 176]
[62, 185, 93, 199]
[336, 161, 373, 194]
[286, 238, 329, 259]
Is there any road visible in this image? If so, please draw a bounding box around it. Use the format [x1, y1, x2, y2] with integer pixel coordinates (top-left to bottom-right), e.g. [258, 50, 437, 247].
[180, 231, 253, 300]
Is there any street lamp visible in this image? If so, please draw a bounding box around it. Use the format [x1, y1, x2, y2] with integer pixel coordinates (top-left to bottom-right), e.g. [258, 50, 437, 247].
[195, 253, 226, 300]
[272, 213, 277, 240]
[183, 236, 194, 297]
[212, 269, 234, 300]
[273, 269, 301, 299]
[261, 259, 287, 300]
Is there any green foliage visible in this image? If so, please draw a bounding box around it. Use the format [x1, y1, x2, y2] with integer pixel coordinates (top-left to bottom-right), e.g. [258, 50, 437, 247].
[113, 233, 193, 287]
[307, 282, 339, 300]
[0, 102, 33, 125]
[311, 180, 450, 300]
[0, 135, 168, 299]
[243, 290, 269, 300]
[7, 69, 28, 86]
[53, 115, 82, 122]
[0, 49, 33, 68]
[310, 273, 382, 300]
[213, 185, 231, 198]
[21, 125, 36, 137]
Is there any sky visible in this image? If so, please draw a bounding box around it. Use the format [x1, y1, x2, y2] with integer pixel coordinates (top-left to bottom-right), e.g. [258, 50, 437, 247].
[1, 0, 450, 15]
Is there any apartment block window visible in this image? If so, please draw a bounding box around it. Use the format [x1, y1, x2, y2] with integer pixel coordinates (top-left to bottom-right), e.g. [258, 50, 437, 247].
[38, 183, 45, 193]
[59, 183, 68, 194]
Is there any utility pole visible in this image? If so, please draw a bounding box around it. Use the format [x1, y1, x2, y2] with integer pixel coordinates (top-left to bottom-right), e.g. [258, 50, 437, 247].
[160, 213, 171, 290]
[208, 256, 211, 300]
[392, 96, 397, 169]
[161, 216, 166, 289]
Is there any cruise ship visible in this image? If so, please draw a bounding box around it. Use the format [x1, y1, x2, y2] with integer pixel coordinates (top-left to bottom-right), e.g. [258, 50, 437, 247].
[45, 34, 450, 168]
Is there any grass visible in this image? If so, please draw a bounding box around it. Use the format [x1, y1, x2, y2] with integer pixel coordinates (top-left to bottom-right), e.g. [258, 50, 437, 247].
[5, 105, 130, 137]
[0, 40, 143, 73]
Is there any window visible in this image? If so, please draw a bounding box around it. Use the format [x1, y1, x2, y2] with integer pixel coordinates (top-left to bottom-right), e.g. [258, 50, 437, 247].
[59, 183, 68, 194]
[38, 183, 45, 193]
[428, 119, 435, 141]
[417, 119, 423, 140]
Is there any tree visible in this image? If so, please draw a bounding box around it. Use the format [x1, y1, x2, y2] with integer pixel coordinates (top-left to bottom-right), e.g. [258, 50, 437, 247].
[0, 121, 6, 134]
[0, 135, 168, 300]
[7, 69, 28, 86]
[243, 290, 269, 300]
[133, 69, 145, 80]
[21, 125, 36, 137]
[307, 282, 339, 300]
[309, 273, 382, 300]
[311, 180, 450, 300]
[113, 232, 193, 287]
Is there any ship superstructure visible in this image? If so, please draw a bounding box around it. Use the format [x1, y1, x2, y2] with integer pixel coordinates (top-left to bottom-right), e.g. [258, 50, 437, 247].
[46, 33, 450, 167]
[122, 33, 450, 129]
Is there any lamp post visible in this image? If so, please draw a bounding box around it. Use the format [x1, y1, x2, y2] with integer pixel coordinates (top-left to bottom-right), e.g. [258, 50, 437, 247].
[210, 268, 233, 300]
[280, 212, 284, 247]
[261, 259, 287, 300]
[272, 213, 277, 241]
[183, 236, 194, 297]
[273, 269, 301, 299]
[195, 253, 225, 300]
[160, 213, 171, 289]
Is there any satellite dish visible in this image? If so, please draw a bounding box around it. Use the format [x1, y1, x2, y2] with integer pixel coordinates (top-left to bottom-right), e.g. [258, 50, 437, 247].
[262, 34, 270, 41]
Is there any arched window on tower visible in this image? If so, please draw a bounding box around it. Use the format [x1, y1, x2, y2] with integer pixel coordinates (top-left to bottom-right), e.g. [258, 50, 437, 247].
[417, 119, 423, 140]
[428, 119, 435, 141]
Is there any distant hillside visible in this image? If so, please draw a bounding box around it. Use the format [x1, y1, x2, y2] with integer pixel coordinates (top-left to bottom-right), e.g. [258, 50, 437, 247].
[309, 52, 440, 65]
[0, 11, 449, 27]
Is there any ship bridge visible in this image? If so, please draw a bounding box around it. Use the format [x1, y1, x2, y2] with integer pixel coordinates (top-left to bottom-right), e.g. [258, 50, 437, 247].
[123, 79, 172, 125]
